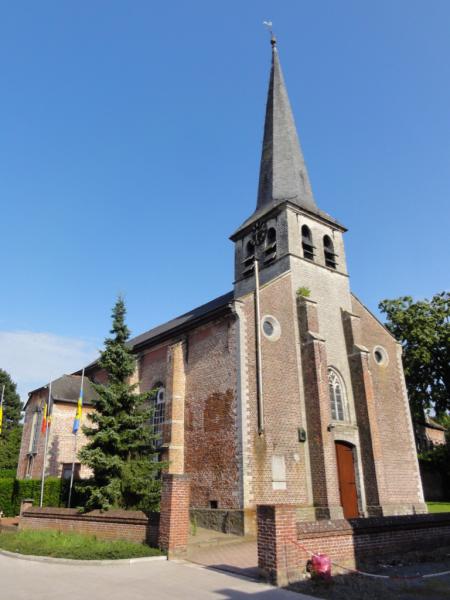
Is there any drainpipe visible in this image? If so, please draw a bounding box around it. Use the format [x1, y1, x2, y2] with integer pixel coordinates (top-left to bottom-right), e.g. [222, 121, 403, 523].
[254, 258, 264, 434]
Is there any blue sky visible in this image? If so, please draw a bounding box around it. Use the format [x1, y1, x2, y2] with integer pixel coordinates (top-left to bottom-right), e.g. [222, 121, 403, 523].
[1, 1, 449, 399]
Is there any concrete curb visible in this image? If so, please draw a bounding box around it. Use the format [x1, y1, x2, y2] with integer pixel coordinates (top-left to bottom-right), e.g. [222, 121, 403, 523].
[0, 548, 167, 566]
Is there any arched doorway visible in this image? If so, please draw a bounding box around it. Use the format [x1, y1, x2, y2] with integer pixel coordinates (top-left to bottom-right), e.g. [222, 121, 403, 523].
[335, 441, 359, 519]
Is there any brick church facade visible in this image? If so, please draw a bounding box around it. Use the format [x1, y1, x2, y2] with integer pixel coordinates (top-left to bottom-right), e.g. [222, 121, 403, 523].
[17, 39, 426, 528]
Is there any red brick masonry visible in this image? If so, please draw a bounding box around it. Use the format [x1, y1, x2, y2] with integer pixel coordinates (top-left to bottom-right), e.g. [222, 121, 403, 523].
[19, 507, 160, 547]
[158, 474, 190, 558]
[257, 505, 450, 586]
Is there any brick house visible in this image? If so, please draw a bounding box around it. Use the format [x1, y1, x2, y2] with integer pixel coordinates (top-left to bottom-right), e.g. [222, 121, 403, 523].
[415, 416, 447, 452]
[17, 38, 426, 529]
[17, 375, 97, 480]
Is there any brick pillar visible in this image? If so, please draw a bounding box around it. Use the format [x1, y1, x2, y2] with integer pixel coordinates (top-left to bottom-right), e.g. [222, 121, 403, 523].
[297, 297, 343, 520]
[342, 311, 386, 515]
[19, 498, 33, 516]
[159, 473, 190, 558]
[257, 505, 302, 586]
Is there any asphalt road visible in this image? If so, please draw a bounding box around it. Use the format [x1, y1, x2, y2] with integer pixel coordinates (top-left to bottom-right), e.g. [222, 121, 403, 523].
[0, 554, 316, 600]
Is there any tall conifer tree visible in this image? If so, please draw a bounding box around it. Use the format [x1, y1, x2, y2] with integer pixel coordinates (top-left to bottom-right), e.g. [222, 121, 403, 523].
[0, 369, 23, 471]
[79, 297, 163, 511]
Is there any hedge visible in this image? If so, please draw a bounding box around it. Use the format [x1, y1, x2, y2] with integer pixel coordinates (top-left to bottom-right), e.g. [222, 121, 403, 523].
[0, 478, 15, 516]
[0, 469, 17, 479]
[0, 478, 69, 517]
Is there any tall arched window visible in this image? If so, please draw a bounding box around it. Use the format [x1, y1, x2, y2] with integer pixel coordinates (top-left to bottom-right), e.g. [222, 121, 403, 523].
[151, 384, 166, 447]
[301, 225, 314, 260]
[328, 369, 346, 421]
[323, 235, 337, 269]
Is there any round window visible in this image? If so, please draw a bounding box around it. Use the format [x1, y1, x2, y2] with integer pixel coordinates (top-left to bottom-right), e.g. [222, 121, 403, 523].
[263, 320, 274, 336]
[373, 346, 388, 366]
[261, 315, 281, 341]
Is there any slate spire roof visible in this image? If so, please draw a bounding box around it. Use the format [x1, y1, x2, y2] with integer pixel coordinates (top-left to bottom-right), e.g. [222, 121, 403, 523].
[256, 36, 317, 213]
[230, 37, 344, 240]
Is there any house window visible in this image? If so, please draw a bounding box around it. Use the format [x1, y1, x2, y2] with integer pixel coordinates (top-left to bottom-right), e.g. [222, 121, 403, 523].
[242, 240, 255, 277]
[62, 463, 81, 480]
[151, 385, 166, 448]
[301, 225, 315, 260]
[328, 369, 346, 421]
[25, 455, 34, 479]
[28, 408, 42, 455]
[323, 235, 337, 269]
[264, 227, 277, 264]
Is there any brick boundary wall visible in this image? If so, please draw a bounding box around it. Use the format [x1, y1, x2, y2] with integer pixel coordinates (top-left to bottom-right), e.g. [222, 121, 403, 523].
[19, 507, 160, 546]
[257, 505, 450, 586]
[190, 508, 245, 536]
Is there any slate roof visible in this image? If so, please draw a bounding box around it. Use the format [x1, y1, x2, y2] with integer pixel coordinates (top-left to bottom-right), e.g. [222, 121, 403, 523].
[231, 39, 345, 239]
[26, 374, 98, 409]
[128, 291, 234, 350]
[73, 291, 235, 376]
[423, 416, 447, 432]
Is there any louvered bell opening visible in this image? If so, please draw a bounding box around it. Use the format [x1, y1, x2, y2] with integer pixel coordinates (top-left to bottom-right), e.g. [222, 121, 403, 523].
[302, 241, 315, 261]
[243, 263, 255, 277]
[264, 228, 277, 264]
[324, 250, 337, 269]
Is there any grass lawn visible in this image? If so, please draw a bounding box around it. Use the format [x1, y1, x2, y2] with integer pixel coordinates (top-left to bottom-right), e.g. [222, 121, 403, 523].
[0, 529, 164, 560]
[427, 502, 450, 513]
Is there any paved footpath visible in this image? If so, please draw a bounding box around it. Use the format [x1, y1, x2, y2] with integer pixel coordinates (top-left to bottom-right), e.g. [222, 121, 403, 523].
[0, 554, 316, 600]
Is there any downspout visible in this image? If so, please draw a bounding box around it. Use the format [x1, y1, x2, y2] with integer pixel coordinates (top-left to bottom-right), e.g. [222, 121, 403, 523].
[254, 258, 264, 434]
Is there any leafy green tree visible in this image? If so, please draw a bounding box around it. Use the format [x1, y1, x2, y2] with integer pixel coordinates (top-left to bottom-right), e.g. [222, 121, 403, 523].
[379, 292, 450, 420]
[79, 297, 164, 511]
[0, 369, 23, 472]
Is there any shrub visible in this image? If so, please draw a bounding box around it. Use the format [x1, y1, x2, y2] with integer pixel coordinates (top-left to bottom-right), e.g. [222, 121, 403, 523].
[0, 478, 69, 517]
[0, 469, 17, 479]
[0, 478, 15, 516]
[296, 286, 311, 298]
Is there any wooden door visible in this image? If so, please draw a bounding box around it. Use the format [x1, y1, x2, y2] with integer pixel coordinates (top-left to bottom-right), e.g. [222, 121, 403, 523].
[335, 442, 359, 519]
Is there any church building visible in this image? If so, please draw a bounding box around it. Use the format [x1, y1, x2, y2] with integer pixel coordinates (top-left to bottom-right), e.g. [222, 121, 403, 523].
[17, 38, 426, 529]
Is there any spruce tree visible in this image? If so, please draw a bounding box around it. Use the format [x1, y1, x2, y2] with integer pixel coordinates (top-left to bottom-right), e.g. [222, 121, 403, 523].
[0, 369, 23, 472]
[79, 297, 163, 511]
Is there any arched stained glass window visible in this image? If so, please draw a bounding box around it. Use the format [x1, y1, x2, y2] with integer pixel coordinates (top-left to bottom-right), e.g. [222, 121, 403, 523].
[151, 384, 166, 447]
[328, 369, 346, 421]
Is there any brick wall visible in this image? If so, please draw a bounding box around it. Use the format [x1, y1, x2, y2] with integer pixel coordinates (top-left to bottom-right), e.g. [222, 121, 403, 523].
[242, 273, 310, 508]
[298, 297, 342, 518]
[184, 317, 240, 509]
[257, 504, 450, 585]
[257, 505, 302, 586]
[19, 506, 160, 546]
[351, 296, 425, 513]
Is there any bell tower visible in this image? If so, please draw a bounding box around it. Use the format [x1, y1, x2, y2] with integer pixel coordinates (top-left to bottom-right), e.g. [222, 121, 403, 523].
[231, 37, 360, 520]
[231, 36, 349, 298]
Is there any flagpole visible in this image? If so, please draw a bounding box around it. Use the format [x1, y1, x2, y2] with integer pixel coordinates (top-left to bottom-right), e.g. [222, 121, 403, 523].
[0, 384, 5, 436]
[68, 368, 84, 508]
[39, 380, 52, 508]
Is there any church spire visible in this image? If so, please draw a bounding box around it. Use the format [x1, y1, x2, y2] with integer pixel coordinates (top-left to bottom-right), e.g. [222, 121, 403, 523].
[256, 37, 317, 213]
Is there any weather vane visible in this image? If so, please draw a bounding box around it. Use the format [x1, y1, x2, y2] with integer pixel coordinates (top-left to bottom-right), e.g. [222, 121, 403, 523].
[263, 20, 276, 46]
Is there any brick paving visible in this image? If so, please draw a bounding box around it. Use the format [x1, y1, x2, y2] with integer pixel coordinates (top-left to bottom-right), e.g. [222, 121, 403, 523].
[187, 528, 258, 579]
